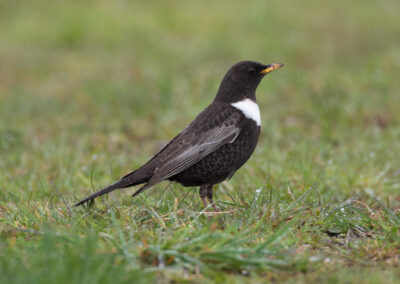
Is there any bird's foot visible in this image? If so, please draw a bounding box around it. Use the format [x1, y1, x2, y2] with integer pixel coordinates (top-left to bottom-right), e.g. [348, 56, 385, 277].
[207, 197, 218, 212]
[201, 196, 208, 209]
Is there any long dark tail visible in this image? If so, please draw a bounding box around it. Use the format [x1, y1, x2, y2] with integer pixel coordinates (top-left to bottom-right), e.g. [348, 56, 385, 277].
[74, 173, 150, 206]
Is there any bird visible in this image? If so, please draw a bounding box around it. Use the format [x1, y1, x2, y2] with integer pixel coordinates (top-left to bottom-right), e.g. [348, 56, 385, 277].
[75, 61, 283, 210]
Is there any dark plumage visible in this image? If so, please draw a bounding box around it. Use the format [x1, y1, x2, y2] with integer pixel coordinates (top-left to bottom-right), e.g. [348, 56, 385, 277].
[75, 61, 284, 209]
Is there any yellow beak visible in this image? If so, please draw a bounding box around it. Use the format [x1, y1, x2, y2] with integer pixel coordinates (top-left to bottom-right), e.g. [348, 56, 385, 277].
[259, 63, 284, 75]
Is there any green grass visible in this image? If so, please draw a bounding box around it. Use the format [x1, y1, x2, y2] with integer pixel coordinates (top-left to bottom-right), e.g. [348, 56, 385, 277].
[1, 0, 399, 283]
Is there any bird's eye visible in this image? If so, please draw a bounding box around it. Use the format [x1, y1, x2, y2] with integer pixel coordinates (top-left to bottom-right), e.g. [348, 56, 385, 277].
[248, 67, 256, 75]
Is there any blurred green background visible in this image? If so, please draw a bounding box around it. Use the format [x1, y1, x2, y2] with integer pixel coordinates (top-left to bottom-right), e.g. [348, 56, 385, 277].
[0, 0, 399, 283]
[1, 0, 400, 198]
[1, 0, 400, 199]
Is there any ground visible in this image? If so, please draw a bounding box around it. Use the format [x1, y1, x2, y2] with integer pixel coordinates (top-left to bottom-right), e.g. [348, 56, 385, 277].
[0, 0, 399, 283]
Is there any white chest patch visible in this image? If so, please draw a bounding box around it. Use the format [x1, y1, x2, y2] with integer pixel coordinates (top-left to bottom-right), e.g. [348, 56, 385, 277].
[231, 99, 261, 126]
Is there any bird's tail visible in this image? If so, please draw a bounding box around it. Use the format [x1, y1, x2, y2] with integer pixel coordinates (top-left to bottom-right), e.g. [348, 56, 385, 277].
[74, 173, 150, 206]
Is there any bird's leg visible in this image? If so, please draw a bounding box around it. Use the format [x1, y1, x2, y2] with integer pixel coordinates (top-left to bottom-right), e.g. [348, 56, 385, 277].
[199, 185, 208, 209]
[206, 184, 218, 212]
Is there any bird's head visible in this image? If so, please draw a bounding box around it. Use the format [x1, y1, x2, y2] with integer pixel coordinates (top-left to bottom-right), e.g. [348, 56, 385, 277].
[215, 61, 284, 103]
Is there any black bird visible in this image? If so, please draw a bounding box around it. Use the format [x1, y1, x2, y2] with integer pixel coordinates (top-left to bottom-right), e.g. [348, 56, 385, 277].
[75, 61, 283, 210]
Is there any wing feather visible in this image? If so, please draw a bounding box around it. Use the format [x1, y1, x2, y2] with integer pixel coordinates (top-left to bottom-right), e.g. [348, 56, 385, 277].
[137, 105, 242, 191]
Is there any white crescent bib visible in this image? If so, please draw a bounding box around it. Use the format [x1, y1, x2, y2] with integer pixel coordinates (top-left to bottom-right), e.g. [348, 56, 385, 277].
[231, 99, 261, 126]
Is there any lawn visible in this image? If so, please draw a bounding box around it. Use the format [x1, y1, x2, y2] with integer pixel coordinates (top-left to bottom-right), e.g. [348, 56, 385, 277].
[0, 0, 399, 283]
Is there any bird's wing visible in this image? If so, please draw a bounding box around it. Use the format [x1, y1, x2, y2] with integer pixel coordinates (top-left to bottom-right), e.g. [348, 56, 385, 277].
[132, 104, 242, 195]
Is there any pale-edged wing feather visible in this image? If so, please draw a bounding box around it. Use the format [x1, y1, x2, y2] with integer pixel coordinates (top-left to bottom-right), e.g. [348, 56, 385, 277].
[135, 104, 242, 192]
[156, 122, 240, 179]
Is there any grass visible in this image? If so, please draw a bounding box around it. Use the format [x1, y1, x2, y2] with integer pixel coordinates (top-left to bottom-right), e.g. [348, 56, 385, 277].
[0, 0, 399, 283]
